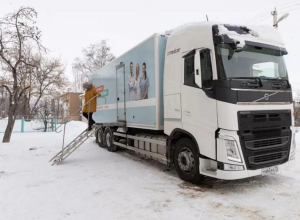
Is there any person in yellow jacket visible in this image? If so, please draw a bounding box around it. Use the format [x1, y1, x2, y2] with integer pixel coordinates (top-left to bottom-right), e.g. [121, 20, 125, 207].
[82, 82, 101, 131]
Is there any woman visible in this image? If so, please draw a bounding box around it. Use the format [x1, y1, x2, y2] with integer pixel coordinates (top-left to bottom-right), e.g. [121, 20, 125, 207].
[140, 62, 149, 99]
[82, 82, 101, 131]
[133, 63, 141, 101]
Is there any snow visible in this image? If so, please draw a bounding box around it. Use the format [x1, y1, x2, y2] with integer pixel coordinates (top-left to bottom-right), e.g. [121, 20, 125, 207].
[0, 120, 22, 132]
[217, 24, 285, 48]
[169, 22, 285, 48]
[0, 121, 300, 219]
[0, 119, 55, 132]
[217, 25, 246, 49]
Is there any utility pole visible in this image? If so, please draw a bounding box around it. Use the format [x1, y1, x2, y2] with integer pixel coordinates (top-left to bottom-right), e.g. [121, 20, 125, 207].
[271, 8, 278, 29]
[272, 8, 289, 29]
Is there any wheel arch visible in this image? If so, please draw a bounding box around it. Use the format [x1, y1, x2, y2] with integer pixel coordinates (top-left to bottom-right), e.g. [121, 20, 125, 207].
[168, 129, 200, 166]
[170, 129, 200, 153]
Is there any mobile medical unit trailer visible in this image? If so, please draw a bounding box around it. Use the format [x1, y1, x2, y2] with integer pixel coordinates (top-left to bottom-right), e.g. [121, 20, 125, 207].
[90, 22, 296, 184]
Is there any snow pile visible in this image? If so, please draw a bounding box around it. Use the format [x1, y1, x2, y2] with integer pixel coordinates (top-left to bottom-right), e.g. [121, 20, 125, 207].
[169, 22, 285, 48]
[0, 120, 22, 132]
[217, 25, 246, 49]
[217, 24, 285, 48]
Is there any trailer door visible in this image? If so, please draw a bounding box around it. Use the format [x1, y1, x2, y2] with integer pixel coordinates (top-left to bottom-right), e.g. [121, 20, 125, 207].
[116, 63, 126, 121]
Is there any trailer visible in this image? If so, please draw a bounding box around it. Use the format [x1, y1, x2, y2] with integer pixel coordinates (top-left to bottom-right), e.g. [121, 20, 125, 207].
[91, 34, 166, 130]
[90, 22, 296, 184]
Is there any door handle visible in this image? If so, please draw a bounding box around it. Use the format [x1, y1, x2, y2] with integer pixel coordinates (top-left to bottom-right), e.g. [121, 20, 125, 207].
[174, 108, 180, 112]
[117, 97, 119, 101]
[184, 111, 191, 116]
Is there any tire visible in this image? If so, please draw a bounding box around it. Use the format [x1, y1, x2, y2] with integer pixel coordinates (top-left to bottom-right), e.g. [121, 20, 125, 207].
[104, 127, 119, 152]
[174, 138, 204, 184]
[96, 128, 105, 148]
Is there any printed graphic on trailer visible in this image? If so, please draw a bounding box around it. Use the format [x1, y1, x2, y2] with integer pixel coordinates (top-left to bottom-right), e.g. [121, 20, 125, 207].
[90, 37, 157, 126]
[91, 37, 155, 108]
[96, 85, 109, 97]
[127, 62, 150, 101]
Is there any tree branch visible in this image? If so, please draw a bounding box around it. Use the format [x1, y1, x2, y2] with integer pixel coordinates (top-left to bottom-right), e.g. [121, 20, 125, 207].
[18, 85, 30, 100]
[0, 84, 12, 95]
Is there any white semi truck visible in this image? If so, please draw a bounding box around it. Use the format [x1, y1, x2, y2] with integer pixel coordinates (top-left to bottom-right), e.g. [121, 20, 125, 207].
[90, 22, 296, 183]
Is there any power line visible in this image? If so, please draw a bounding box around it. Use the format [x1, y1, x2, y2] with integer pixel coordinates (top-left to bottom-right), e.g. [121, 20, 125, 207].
[281, 6, 300, 13]
[246, 13, 271, 25]
[244, 10, 270, 24]
[276, 0, 300, 9]
[244, 0, 300, 25]
[252, 15, 272, 24]
[279, 2, 300, 10]
[250, 5, 300, 25]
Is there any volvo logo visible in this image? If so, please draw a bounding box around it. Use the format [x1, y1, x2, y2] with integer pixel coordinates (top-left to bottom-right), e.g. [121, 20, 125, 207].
[253, 92, 278, 102]
[264, 93, 270, 100]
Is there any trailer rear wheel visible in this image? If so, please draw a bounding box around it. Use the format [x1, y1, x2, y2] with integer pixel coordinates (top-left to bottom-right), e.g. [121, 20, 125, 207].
[174, 138, 203, 184]
[96, 128, 105, 148]
[104, 127, 119, 152]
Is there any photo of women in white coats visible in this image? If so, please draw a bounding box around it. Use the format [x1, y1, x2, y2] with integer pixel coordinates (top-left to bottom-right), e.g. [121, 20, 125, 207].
[128, 62, 135, 101]
[133, 63, 141, 101]
[140, 62, 149, 99]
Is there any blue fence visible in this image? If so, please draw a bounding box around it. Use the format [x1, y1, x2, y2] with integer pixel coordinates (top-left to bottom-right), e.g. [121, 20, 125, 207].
[0, 119, 57, 133]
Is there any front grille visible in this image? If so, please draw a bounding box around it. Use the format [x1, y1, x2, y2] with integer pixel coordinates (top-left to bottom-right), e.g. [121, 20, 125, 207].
[245, 136, 289, 150]
[238, 110, 291, 170]
[238, 110, 291, 131]
[249, 151, 288, 165]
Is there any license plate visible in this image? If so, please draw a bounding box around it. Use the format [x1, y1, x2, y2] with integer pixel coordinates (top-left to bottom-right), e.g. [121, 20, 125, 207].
[262, 166, 279, 176]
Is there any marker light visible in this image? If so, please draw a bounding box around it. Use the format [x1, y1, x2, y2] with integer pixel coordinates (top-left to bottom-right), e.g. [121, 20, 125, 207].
[224, 164, 244, 171]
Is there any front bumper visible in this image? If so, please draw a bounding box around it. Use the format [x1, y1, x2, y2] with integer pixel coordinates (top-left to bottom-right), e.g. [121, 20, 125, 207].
[199, 128, 296, 180]
[199, 159, 295, 180]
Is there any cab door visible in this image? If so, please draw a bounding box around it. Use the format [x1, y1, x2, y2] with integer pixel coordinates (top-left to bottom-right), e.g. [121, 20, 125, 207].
[181, 49, 218, 159]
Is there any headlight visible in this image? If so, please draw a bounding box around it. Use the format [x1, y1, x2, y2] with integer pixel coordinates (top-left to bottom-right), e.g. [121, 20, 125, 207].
[290, 135, 296, 161]
[225, 140, 242, 163]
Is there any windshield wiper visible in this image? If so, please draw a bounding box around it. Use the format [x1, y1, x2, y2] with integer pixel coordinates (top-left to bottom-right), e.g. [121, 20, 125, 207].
[258, 77, 290, 88]
[227, 77, 263, 87]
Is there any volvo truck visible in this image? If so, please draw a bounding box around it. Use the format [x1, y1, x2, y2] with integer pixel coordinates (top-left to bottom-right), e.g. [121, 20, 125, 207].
[90, 22, 296, 183]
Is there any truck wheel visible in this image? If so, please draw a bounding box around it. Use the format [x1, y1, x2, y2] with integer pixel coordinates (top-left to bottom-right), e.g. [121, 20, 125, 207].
[96, 128, 105, 148]
[104, 127, 119, 152]
[174, 138, 203, 184]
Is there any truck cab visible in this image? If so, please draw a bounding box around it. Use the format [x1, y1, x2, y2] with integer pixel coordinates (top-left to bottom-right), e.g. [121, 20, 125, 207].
[164, 23, 296, 182]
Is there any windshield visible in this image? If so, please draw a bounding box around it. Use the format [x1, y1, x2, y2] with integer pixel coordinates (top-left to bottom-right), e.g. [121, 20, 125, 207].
[215, 44, 288, 80]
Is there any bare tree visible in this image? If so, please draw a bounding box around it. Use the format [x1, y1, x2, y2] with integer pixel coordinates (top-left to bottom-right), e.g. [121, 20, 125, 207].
[294, 89, 300, 126]
[0, 7, 45, 142]
[37, 97, 53, 132]
[72, 40, 115, 92]
[26, 56, 67, 118]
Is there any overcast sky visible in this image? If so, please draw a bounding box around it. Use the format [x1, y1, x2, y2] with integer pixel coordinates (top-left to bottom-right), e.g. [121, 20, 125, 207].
[0, 0, 300, 88]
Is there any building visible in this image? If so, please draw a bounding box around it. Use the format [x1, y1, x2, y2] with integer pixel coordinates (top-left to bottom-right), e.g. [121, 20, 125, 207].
[79, 94, 88, 123]
[52, 92, 82, 122]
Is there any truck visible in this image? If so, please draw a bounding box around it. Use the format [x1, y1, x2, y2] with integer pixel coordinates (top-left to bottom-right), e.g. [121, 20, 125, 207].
[90, 22, 296, 184]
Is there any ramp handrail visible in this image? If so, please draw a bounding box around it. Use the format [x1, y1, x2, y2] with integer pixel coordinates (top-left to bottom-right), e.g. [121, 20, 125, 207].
[55, 95, 106, 133]
[55, 95, 106, 162]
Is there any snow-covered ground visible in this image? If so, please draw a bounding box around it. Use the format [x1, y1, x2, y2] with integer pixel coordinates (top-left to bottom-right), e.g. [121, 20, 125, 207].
[0, 119, 55, 132]
[0, 121, 300, 220]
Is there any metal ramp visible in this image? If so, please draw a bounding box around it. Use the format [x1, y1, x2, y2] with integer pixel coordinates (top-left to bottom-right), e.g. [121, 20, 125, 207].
[49, 127, 96, 165]
[49, 94, 106, 165]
